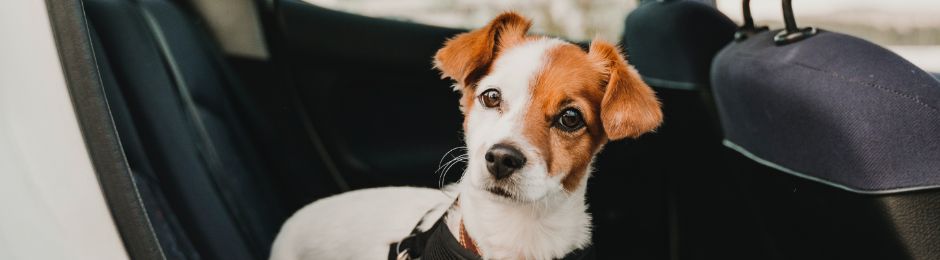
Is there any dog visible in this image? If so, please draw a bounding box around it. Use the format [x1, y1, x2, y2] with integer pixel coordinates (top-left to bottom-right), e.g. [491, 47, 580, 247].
[270, 12, 662, 260]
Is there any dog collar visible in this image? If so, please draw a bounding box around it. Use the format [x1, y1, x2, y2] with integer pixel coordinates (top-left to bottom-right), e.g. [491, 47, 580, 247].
[458, 218, 481, 255]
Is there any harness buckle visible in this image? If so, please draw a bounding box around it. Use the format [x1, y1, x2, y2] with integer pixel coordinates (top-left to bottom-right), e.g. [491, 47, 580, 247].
[395, 233, 416, 260]
[396, 249, 411, 260]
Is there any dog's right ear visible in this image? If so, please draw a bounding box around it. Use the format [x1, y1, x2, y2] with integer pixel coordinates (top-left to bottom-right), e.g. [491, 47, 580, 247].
[433, 12, 531, 90]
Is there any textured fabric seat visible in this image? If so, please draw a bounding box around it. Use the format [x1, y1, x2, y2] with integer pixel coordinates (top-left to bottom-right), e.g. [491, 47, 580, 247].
[85, 0, 342, 258]
[712, 28, 940, 260]
[714, 30, 940, 193]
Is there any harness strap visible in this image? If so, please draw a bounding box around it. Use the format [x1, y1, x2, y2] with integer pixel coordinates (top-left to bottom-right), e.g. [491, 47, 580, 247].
[389, 210, 596, 260]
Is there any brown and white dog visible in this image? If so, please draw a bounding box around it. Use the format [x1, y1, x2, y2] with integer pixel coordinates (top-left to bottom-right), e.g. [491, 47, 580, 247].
[270, 12, 662, 260]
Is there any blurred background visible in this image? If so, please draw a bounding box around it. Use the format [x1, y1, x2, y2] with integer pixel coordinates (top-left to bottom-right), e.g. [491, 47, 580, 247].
[304, 0, 940, 72]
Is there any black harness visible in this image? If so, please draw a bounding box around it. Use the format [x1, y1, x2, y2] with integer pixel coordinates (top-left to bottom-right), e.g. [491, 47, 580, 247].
[389, 211, 595, 260]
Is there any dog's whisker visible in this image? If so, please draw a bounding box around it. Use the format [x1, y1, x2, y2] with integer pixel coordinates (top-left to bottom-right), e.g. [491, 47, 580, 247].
[439, 156, 467, 188]
[435, 147, 467, 187]
[440, 160, 467, 189]
[437, 146, 468, 170]
[438, 159, 457, 188]
[434, 153, 462, 174]
[437, 154, 464, 176]
[439, 154, 468, 188]
[437, 155, 461, 186]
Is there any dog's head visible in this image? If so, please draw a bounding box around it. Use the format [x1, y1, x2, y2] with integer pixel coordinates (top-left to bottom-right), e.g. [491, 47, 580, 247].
[434, 12, 662, 202]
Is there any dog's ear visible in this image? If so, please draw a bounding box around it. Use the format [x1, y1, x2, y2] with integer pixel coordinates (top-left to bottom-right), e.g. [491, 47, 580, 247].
[588, 40, 663, 140]
[433, 12, 531, 89]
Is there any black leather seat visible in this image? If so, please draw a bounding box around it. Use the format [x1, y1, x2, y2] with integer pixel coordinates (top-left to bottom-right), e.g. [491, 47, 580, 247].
[619, 1, 772, 259]
[90, 25, 202, 259]
[712, 27, 940, 259]
[85, 0, 342, 258]
[624, 0, 735, 91]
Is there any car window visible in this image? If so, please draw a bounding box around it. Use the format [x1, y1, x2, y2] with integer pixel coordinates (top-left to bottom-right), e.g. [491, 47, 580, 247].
[716, 0, 940, 72]
[301, 0, 639, 42]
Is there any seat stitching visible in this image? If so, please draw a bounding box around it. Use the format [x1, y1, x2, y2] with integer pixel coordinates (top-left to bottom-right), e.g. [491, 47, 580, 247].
[723, 51, 940, 115]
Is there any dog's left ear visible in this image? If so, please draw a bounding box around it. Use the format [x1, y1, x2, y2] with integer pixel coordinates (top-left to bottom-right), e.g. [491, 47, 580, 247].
[433, 12, 531, 89]
[589, 40, 663, 140]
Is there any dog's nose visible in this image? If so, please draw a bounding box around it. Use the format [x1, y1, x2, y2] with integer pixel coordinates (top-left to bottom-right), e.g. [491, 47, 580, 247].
[485, 144, 526, 179]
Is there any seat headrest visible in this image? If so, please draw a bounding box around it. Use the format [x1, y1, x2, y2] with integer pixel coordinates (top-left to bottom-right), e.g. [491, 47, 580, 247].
[622, 0, 736, 90]
[712, 29, 940, 194]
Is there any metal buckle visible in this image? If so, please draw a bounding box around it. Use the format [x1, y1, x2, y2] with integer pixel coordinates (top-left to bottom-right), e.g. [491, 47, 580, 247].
[396, 249, 411, 260]
[395, 235, 415, 260]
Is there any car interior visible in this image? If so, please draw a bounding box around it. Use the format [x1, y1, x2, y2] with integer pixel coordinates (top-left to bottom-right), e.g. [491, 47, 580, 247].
[70, 0, 940, 259]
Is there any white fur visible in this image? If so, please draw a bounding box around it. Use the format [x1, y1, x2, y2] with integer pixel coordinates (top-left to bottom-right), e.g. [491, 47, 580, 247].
[271, 38, 592, 260]
[270, 187, 455, 260]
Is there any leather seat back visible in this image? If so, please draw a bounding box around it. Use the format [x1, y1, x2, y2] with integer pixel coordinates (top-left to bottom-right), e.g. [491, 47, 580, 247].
[617, 2, 772, 259]
[624, 0, 736, 91]
[85, 0, 313, 258]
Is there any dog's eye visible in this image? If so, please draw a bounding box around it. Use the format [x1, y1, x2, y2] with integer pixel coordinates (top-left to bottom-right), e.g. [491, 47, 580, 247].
[479, 89, 501, 108]
[556, 108, 585, 132]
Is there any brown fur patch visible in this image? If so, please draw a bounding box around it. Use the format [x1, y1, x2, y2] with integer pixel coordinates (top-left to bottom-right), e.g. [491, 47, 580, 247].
[433, 12, 531, 86]
[433, 11, 533, 130]
[522, 41, 663, 192]
[524, 44, 608, 192]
